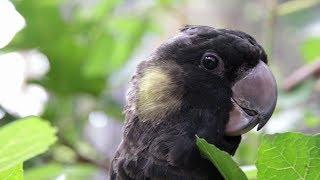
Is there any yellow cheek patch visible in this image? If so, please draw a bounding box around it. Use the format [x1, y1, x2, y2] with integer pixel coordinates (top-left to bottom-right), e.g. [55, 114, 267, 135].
[137, 66, 183, 122]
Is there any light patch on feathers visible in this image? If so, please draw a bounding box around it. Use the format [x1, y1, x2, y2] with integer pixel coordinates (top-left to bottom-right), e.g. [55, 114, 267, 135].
[138, 66, 183, 122]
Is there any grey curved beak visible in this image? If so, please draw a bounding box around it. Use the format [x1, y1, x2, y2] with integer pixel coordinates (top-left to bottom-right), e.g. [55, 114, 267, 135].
[225, 61, 277, 136]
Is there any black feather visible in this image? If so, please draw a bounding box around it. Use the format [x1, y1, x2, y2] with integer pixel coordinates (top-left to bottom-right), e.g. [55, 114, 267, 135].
[110, 25, 266, 180]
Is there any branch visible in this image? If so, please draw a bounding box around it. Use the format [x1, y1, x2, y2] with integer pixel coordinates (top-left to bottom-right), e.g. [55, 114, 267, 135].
[283, 60, 320, 91]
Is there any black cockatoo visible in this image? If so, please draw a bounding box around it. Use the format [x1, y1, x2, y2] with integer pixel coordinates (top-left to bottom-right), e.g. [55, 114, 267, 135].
[110, 25, 277, 180]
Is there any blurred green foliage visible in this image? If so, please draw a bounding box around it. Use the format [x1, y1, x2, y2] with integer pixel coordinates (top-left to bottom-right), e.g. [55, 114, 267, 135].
[25, 163, 97, 180]
[1, 0, 182, 178]
[7, 0, 150, 95]
[1, 0, 320, 179]
[301, 37, 320, 63]
[304, 111, 320, 127]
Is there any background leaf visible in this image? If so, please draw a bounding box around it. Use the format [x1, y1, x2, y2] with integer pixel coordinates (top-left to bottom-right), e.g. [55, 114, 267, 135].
[301, 37, 320, 63]
[2, 0, 320, 179]
[196, 136, 248, 180]
[256, 132, 320, 179]
[24, 163, 97, 180]
[0, 164, 23, 180]
[0, 117, 57, 172]
[241, 165, 257, 180]
[6, 0, 152, 96]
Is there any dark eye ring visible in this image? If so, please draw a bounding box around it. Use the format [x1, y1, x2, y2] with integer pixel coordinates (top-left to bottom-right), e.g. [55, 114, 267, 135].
[201, 53, 219, 70]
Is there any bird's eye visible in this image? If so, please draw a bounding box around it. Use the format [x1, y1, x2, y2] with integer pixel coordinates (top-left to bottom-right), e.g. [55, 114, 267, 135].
[201, 53, 219, 70]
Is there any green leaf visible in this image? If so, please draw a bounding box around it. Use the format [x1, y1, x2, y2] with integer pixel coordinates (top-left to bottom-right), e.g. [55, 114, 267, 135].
[256, 132, 320, 179]
[241, 166, 257, 180]
[25, 163, 98, 180]
[0, 117, 57, 172]
[0, 164, 23, 180]
[196, 136, 248, 180]
[301, 37, 320, 63]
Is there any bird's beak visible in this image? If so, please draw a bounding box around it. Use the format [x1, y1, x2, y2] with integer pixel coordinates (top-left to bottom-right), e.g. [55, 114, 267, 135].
[225, 61, 277, 136]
